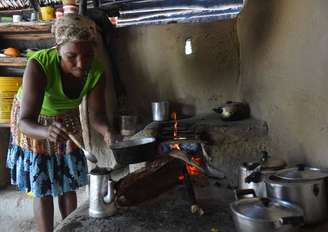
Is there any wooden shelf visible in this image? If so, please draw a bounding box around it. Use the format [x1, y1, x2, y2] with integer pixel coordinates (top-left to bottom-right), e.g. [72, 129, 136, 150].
[0, 21, 52, 33]
[0, 57, 27, 67]
[0, 8, 34, 16]
[0, 33, 54, 40]
[0, 123, 10, 128]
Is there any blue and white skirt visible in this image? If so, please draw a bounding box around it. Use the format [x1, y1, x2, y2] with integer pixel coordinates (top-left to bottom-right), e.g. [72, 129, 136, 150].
[6, 98, 88, 198]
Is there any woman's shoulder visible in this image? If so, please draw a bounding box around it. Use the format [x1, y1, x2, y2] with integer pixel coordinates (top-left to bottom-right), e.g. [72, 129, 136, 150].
[27, 48, 58, 66]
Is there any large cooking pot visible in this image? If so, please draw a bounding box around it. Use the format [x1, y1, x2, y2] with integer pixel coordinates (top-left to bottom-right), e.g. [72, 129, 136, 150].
[239, 151, 286, 197]
[110, 137, 157, 165]
[230, 189, 304, 232]
[265, 164, 328, 224]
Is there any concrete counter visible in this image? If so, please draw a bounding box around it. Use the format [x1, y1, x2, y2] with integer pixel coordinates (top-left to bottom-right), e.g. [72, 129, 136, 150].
[54, 178, 236, 232]
[54, 177, 328, 232]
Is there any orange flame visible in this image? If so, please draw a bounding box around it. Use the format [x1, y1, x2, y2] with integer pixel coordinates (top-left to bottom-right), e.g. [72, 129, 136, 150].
[170, 143, 180, 151]
[170, 112, 202, 178]
[171, 112, 178, 138]
[186, 155, 203, 176]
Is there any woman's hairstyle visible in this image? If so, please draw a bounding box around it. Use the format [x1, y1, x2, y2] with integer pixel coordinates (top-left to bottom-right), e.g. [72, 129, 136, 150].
[52, 15, 97, 46]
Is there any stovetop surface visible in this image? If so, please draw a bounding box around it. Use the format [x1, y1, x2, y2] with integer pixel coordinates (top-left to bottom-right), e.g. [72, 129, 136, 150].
[55, 177, 236, 232]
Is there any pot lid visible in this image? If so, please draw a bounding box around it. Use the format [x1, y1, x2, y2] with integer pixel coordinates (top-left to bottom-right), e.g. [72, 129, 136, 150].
[275, 165, 328, 181]
[261, 158, 286, 170]
[231, 197, 303, 222]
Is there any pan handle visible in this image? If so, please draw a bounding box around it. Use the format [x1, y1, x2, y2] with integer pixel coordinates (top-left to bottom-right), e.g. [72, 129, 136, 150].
[234, 189, 256, 200]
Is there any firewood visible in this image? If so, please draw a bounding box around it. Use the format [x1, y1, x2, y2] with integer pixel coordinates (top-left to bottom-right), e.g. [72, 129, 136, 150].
[115, 156, 183, 206]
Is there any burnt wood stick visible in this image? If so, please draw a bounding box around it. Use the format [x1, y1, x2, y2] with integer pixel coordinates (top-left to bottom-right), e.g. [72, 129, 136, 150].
[182, 165, 197, 205]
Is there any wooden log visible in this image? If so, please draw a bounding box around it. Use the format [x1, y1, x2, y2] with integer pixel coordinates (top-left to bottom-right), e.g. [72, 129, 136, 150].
[0, 22, 52, 33]
[115, 156, 184, 206]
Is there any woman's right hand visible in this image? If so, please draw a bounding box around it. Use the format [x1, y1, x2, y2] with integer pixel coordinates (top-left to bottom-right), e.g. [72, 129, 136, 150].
[47, 121, 69, 143]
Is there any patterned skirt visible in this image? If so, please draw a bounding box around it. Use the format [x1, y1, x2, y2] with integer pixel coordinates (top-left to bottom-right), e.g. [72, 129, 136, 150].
[6, 98, 88, 198]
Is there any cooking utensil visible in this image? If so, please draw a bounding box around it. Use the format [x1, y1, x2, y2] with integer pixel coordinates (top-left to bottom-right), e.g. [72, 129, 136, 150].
[152, 101, 170, 121]
[68, 133, 98, 163]
[89, 167, 116, 218]
[239, 151, 286, 197]
[265, 164, 328, 224]
[110, 137, 157, 165]
[230, 189, 304, 232]
[120, 115, 137, 136]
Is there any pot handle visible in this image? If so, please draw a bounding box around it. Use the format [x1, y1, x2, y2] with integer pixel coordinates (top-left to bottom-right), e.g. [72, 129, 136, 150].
[278, 216, 304, 227]
[244, 162, 260, 171]
[245, 171, 262, 183]
[296, 163, 306, 171]
[234, 189, 256, 200]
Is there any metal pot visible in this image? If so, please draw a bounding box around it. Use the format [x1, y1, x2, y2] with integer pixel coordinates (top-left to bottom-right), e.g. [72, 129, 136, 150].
[239, 151, 286, 197]
[265, 164, 328, 224]
[230, 189, 304, 232]
[152, 101, 170, 121]
[110, 137, 158, 165]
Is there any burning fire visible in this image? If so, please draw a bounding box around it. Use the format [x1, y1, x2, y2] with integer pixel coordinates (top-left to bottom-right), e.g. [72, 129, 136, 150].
[171, 111, 178, 138]
[170, 112, 202, 177]
[186, 155, 203, 176]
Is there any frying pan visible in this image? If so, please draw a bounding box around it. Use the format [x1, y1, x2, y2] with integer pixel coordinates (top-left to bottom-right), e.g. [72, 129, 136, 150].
[110, 137, 158, 165]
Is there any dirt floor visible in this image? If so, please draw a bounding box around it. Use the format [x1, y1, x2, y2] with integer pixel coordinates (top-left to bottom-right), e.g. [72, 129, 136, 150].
[0, 185, 88, 232]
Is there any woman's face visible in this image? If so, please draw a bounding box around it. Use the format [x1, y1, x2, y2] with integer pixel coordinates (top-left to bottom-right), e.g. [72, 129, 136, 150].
[58, 41, 95, 79]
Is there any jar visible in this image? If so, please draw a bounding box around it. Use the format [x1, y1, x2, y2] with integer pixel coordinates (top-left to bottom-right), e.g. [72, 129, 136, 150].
[63, 5, 79, 15]
[55, 8, 64, 19]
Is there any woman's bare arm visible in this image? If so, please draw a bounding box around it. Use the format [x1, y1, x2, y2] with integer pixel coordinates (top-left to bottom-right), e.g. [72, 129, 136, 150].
[87, 74, 112, 143]
[19, 59, 68, 142]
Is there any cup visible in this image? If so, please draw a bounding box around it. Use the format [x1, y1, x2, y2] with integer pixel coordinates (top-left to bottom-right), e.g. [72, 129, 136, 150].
[152, 101, 170, 121]
[120, 115, 137, 136]
[12, 15, 22, 23]
[30, 12, 37, 21]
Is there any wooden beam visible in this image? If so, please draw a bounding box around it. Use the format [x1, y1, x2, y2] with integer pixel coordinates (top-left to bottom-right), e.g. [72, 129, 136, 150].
[0, 33, 53, 40]
[0, 57, 27, 67]
[0, 22, 52, 33]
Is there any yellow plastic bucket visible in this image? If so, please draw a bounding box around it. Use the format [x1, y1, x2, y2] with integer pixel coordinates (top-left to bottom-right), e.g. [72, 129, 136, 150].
[0, 77, 22, 124]
[40, 6, 55, 21]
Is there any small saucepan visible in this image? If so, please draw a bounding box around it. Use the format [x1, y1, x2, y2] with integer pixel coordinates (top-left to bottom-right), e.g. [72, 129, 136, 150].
[110, 137, 158, 165]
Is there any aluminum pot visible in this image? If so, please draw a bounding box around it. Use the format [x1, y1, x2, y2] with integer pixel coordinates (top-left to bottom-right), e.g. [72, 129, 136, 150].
[230, 189, 304, 232]
[239, 151, 286, 197]
[152, 101, 170, 121]
[265, 165, 328, 224]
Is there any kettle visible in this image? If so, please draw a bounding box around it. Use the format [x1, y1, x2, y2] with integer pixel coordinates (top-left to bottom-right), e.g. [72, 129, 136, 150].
[213, 101, 250, 121]
[238, 151, 286, 197]
[89, 167, 117, 218]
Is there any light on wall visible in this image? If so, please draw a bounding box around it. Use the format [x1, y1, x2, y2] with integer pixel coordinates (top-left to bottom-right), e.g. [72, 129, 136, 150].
[185, 38, 193, 55]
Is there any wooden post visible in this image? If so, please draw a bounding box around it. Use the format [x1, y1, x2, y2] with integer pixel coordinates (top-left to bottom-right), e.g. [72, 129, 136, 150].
[0, 128, 10, 189]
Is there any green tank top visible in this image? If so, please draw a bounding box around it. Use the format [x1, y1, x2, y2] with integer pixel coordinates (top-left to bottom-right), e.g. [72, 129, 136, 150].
[17, 48, 103, 116]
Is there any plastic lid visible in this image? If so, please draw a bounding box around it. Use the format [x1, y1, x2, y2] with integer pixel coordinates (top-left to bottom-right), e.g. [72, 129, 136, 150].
[231, 198, 303, 221]
[275, 166, 328, 181]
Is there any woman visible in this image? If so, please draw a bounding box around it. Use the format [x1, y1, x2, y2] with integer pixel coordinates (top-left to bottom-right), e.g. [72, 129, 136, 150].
[6, 15, 112, 232]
